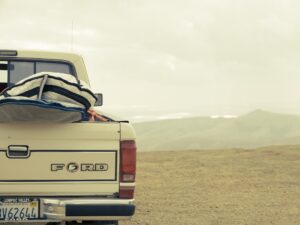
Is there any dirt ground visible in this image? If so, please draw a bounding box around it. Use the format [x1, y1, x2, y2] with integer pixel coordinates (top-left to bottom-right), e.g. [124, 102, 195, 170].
[122, 146, 300, 225]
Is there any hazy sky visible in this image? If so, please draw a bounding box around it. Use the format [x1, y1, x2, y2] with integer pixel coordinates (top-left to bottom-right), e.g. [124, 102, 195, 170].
[1, 0, 300, 121]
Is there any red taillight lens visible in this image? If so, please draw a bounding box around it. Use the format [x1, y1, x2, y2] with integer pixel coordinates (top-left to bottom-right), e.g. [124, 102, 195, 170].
[119, 187, 135, 199]
[120, 140, 136, 182]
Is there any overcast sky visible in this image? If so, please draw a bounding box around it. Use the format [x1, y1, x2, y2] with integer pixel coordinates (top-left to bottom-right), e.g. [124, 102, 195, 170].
[1, 0, 300, 121]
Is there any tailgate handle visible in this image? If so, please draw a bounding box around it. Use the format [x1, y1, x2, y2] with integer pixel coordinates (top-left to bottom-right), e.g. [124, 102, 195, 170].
[7, 145, 30, 158]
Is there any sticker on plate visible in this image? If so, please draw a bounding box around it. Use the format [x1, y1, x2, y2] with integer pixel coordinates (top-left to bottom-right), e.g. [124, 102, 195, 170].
[0, 198, 39, 221]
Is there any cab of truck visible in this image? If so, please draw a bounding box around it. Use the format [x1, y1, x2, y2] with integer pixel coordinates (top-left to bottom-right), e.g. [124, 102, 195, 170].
[0, 50, 137, 225]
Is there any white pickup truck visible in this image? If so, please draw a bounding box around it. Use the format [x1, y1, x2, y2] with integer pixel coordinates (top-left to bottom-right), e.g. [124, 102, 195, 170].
[0, 50, 136, 225]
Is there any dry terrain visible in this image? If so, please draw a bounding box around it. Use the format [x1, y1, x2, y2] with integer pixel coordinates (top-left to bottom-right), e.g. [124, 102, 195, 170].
[123, 146, 300, 225]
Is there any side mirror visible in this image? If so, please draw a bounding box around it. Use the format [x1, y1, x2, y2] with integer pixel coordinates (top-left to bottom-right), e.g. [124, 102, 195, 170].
[94, 93, 103, 106]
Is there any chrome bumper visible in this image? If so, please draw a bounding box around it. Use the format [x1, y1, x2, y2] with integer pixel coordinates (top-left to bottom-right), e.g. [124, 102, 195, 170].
[40, 198, 135, 221]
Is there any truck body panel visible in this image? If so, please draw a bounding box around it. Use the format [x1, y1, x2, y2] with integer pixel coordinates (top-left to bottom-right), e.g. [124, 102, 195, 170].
[0, 123, 121, 195]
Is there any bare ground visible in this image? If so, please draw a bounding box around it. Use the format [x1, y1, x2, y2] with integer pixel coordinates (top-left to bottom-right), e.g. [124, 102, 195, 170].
[122, 146, 300, 225]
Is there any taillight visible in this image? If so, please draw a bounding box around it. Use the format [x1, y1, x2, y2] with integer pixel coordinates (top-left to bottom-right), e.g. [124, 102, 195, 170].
[119, 186, 135, 199]
[120, 140, 136, 182]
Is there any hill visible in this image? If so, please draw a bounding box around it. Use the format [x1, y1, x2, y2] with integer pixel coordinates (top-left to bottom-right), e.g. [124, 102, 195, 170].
[133, 110, 300, 151]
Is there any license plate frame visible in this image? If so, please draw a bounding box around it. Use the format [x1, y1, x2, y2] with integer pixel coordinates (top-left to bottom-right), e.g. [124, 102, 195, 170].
[0, 197, 40, 221]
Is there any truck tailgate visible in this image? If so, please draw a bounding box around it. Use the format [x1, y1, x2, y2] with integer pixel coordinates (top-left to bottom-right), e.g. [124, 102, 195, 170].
[0, 123, 120, 196]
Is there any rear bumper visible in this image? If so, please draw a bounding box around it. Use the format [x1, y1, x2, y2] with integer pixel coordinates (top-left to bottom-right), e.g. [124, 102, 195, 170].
[41, 198, 135, 221]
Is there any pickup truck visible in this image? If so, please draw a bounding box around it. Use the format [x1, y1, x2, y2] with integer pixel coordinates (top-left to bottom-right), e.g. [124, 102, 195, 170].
[0, 50, 136, 225]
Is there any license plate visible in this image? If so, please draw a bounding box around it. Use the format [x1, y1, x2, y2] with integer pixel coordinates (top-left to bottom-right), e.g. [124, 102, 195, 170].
[0, 198, 39, 221]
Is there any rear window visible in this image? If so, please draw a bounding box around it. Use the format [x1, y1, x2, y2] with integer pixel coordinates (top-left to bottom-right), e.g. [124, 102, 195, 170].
[0, 60, 74, 88]
[8, 61, 73, 84]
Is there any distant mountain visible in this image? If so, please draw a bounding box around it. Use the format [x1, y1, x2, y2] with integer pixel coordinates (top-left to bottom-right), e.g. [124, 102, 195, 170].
[133, 110, 300, 151]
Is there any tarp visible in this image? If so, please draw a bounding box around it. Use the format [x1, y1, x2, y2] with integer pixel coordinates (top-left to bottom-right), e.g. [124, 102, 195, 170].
[0, 72, 97, 122]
